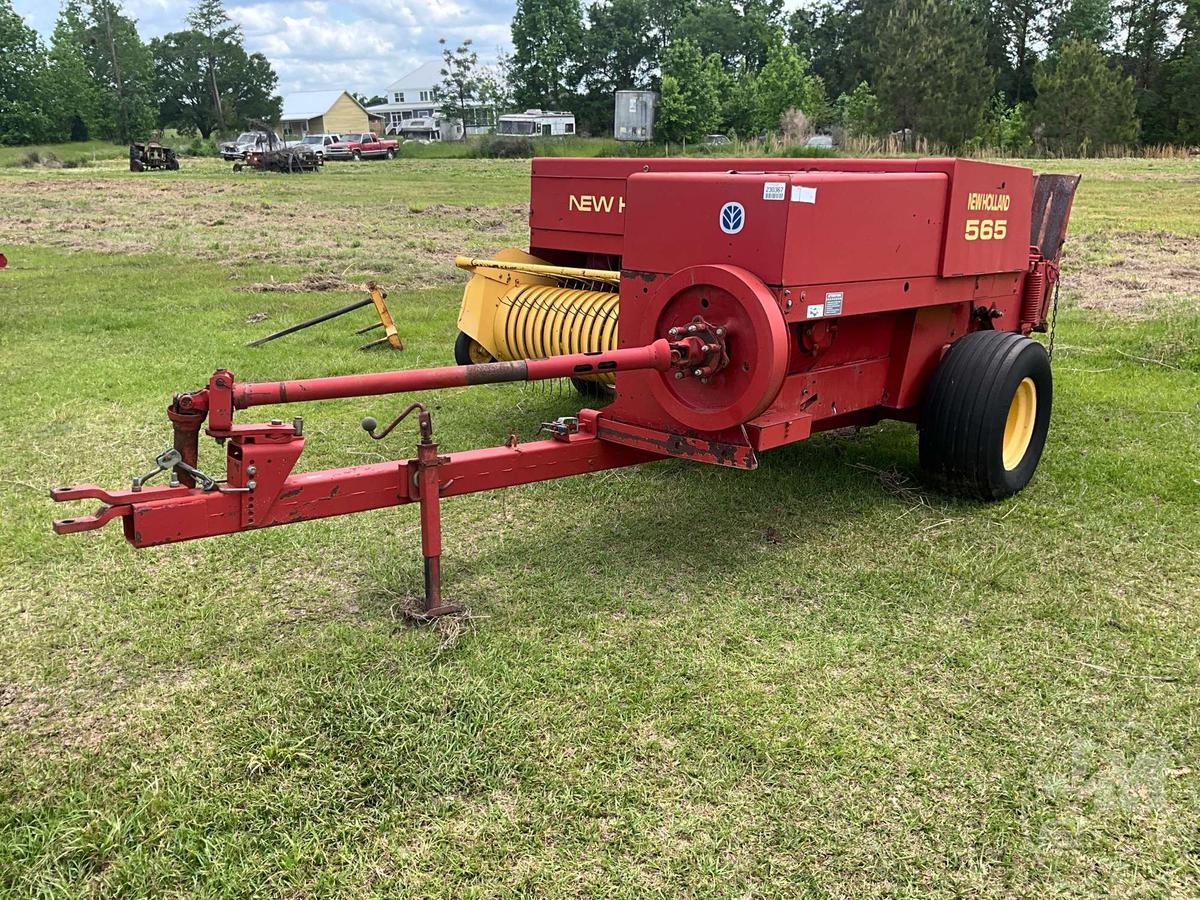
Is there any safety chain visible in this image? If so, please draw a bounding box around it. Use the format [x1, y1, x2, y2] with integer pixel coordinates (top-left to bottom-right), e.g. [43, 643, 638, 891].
[1047, 275, 1061, 362]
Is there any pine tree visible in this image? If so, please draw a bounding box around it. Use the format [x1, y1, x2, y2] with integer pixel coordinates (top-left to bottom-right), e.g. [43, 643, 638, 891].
[186, 0, 238, 132]
[1165, 0, 1200, 142]
[1113, 0, 1186, 141]
[875, 0, 994, 147]
[991, 0, 1054, 103]
[79, 0, 157, 141]
[1049, 0, 1115, 48]
[0, 0, 51, 144]
[510, 0, 583, 109]
[1032, 39, 1140, 152]
[46, 1, 96, 140]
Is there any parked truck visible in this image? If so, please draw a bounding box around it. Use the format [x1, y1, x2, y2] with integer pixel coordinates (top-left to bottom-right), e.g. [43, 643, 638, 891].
[324, 133, 398, 161]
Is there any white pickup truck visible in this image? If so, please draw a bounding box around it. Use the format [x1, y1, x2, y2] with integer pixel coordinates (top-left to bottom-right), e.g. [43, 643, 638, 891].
[289, 133, 342, 160]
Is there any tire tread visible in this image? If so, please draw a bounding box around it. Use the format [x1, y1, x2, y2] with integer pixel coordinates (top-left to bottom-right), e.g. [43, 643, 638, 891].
[920, 330, 1051, 500]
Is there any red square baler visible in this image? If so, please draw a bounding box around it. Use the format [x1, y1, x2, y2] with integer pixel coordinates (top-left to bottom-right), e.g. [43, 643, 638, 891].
[53, 158, 1078, 615]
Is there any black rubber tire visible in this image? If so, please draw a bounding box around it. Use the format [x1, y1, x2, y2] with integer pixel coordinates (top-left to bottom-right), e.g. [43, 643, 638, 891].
[570, 377, 616, 401]
[919, 330, 1052, 500]
[454, 331, 494, 366]
[352, 149, 362, 161]
[385, 148, 395, 160]
[130, 158, 144, 172]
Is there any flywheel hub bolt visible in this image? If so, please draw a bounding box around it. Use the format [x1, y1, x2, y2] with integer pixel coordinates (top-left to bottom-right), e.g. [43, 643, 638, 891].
[674, 371, 685, 380]
[687, 324, 697, 333]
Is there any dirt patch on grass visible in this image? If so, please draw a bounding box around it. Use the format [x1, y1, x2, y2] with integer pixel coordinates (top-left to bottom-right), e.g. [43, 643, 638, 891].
[1064, 231, 1200, 319]
[243, 273, 356, 292]
[0, 670, 208, 756]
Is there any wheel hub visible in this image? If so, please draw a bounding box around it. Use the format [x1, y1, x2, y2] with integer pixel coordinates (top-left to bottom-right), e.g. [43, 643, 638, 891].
[1003, 377, 1037, 470]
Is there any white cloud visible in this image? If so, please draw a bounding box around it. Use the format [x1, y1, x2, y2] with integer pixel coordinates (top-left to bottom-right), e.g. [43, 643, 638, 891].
[12, 0, 516, 95]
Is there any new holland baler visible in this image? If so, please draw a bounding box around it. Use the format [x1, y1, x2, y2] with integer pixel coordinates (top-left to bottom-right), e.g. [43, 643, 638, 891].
[52, 157, 1078, 616]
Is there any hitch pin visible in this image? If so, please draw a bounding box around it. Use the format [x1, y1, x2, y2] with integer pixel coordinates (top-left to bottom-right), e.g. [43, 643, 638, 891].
[538, 416, 580, 439]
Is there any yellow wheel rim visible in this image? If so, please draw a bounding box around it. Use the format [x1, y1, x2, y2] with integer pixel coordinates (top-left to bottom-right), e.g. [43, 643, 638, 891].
[1002, 377, 1037, 470]
[466, 338, 494, 365]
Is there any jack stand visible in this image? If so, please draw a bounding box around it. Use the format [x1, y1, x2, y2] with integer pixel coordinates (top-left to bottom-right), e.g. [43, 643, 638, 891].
[363, 403, 461, 618]
[414, 410, 461, 617]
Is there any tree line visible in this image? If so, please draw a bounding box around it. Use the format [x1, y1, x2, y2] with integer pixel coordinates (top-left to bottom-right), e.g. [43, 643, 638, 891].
[0, 0, 279, 145]
[510, 0, 1200, 151]
[2, 0, 1196, 152]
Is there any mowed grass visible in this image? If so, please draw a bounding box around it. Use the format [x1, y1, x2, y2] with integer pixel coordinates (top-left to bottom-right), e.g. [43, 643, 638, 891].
[0, 156, 1197, 898]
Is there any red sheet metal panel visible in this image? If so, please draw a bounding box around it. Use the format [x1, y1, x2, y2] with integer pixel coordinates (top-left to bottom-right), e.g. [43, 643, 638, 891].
[926, 158, 1032, 277]
[619, 170, 947, 289]
[529, 156, 951, 257]
[778, 172, 947, 285]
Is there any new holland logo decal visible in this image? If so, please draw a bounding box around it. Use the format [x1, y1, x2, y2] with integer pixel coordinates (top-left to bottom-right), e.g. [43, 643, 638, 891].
[719, 202, 745, 234]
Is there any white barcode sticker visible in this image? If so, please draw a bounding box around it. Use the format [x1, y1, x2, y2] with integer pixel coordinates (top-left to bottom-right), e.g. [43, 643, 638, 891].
[763, 181, 786, 201]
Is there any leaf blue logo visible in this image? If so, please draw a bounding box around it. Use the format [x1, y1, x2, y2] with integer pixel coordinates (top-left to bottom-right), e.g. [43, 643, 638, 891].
[719, 202, 745, 235]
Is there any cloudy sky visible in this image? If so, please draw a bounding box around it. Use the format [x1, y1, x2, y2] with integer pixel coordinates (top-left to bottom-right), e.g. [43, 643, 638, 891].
[12, 0, 516, 95]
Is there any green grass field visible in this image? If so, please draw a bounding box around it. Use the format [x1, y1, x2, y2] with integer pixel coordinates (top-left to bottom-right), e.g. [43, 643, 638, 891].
[0, 155, 1197, 898]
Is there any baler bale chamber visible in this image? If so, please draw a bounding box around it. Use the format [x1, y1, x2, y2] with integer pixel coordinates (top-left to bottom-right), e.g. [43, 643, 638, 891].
[51, 157, 1079, 616]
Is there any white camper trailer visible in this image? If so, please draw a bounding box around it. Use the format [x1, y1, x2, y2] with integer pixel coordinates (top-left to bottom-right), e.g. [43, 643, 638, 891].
[497, 109, 576, 137]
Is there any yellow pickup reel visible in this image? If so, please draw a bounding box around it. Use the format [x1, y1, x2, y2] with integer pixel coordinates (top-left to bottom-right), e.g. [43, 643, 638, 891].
[454, 249, 620, 398]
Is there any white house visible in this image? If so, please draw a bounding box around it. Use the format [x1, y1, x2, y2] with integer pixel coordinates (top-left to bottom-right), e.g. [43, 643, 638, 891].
[367, 60, 496, 137]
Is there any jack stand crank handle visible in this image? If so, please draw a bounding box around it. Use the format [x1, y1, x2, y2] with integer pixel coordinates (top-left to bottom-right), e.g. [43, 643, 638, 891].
[362, 401, 427, 442]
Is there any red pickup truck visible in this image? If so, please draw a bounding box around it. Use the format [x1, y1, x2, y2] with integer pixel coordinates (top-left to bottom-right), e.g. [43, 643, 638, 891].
[324, 132, 398, 161]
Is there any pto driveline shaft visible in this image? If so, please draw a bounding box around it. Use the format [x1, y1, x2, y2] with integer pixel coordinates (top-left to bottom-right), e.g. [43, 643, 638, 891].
[233, 339, 676, 409]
